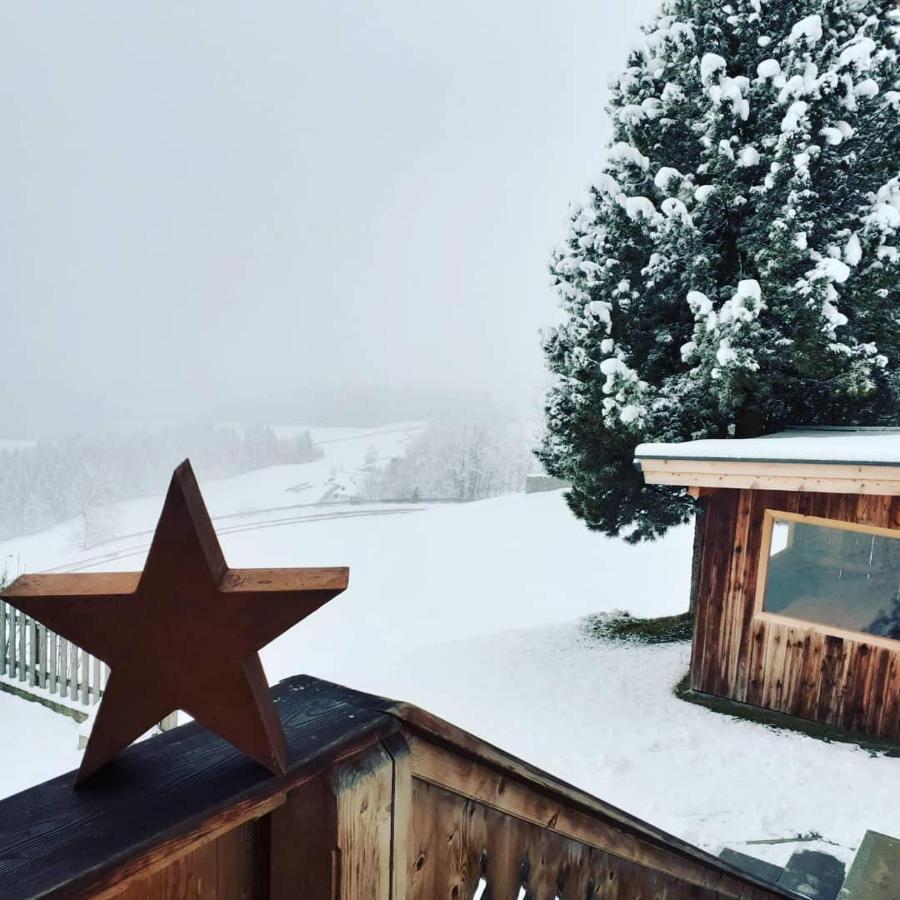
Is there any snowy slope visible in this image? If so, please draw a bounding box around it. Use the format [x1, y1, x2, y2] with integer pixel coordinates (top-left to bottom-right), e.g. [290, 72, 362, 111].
[0, 430, 897, 865]
[0, 422, 425, 576]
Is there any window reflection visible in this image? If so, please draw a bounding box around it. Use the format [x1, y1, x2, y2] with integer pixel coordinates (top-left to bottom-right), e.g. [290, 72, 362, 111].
[762, 514, 900, 639]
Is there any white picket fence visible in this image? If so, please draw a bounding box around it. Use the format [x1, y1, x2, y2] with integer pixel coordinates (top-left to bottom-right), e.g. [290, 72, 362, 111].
[0, 598, 107, 709]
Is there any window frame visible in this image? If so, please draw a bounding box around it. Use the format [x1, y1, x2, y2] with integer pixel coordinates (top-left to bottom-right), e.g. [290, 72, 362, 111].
[753, 508, 900, 649]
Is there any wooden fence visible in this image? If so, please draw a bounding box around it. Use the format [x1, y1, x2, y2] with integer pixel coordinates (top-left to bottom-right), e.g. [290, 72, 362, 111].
[0, 596, 106, 710]
[0, 675, 801, 899]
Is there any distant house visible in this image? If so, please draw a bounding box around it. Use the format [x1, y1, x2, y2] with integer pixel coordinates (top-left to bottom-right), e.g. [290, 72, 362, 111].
[635, 427, 900, 743]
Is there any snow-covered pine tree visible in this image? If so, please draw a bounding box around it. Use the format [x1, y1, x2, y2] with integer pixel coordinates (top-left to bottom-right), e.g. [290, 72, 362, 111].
[539, 0, 900, 542]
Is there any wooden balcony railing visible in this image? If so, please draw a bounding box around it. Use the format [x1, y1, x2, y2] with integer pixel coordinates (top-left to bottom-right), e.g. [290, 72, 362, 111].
[0, 674, 800, 899]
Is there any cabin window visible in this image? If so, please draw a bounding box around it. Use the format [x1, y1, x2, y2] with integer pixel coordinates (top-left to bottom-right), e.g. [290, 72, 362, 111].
[759, 511, 900, 640]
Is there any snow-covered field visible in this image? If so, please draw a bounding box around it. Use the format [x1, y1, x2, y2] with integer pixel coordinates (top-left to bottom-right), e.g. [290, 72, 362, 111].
[0, 423, 898, 866]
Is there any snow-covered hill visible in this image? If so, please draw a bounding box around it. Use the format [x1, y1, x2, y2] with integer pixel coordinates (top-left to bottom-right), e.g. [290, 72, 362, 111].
[0, 425, 898, 867]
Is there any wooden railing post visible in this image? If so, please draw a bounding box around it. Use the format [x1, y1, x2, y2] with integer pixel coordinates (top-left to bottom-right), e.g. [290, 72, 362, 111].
[270, 743, 400, 900]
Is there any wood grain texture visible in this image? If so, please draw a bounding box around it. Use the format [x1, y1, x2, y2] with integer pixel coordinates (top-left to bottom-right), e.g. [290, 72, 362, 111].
[639, 457, 900, 495]
[406, 738, 785, 899]
[270, 770, 338, 900]
[393, 705, 794, 897]
[692, 488, 900, 741]
[111, 818, 269, 900]
[272, 744, 395, 900]
[408, 779, 776, 900]
[0, 675, 796, 900]
[331, 746, 393, 899]
[0, 676, 399, 899]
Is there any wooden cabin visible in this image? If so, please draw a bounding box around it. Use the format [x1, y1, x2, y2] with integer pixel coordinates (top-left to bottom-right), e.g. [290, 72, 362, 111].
[635, 427, 900, 742]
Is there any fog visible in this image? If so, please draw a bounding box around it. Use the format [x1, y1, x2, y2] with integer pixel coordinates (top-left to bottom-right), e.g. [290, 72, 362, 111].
[1, 0, 658, 437]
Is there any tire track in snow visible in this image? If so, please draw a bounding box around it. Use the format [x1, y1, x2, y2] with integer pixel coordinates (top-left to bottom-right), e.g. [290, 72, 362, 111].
[45, 506, 428, 574]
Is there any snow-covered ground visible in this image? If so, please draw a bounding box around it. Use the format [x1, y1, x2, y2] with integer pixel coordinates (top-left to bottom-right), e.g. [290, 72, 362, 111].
[0, 423, 898, 866]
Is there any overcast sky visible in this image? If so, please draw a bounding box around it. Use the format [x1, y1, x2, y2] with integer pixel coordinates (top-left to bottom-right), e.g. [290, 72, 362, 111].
[0, 0, 658, 436]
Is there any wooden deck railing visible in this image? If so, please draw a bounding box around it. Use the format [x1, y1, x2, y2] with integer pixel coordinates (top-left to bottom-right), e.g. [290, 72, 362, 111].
[0, 596, 105, 711]
[0, 675, 801, 899]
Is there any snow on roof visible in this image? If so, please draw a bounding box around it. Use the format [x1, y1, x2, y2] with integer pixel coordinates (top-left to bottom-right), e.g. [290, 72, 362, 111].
[635, 428, 900, 467]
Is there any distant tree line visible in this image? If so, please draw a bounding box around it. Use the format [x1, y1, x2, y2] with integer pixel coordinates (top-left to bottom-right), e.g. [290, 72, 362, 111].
[357, 418, 532, 502]
[0, 424, 321, 542]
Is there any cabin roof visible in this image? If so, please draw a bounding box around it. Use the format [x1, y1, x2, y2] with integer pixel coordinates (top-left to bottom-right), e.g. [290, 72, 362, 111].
[634, 428, 900, 495]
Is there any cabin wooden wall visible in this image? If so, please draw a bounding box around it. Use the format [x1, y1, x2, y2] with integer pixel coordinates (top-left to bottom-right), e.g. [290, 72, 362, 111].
[691, 488, 900, 741]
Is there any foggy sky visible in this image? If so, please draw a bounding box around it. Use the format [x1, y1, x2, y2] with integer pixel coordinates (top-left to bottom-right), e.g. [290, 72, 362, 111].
[0, 0, 658, 437]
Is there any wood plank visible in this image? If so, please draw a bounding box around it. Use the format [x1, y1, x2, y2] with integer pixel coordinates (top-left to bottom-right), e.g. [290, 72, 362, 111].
[331, 745, 393, 899]
[59, 637, 68, 697]
[642, 458, 900, 480]
[270, 771, 339, 900]
[642, 469, 900, 495]
[723, 489, 754, 696]
[8, 608, 15, 680]
[70, 638, 79, 701]
[95, 798, 279, 900]
[744, 618, 769, 709]
[0, 675, 798, 900]
[48, 630, 58, 695]
[81, 649, 90, 705]
[2, 572, 140, 598]
[110, 817, 269, 900]
[0, 675, 401, 899]
[93, 654, 102, 704]
[270, 743, 394, 900]
[408, 778, 766, 900]
[18, 612, 26, 682]
[639, 458, 900, 495]
[0, 600, 7, 676]
[692, 491, 741, 696]
[383, 734, 412, 900]
[37, 623, 48, 688]
[405, 736, 787, 898]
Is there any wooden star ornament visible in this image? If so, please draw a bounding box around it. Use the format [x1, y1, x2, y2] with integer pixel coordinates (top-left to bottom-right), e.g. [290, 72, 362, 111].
[1, 460, 348, 786]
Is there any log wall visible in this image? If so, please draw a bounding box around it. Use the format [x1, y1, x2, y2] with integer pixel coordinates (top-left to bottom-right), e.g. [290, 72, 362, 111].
[691, 488, 900, 741]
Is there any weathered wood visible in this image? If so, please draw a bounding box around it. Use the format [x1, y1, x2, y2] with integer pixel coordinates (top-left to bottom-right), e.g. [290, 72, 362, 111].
[331, 746, 393, 899]
[107, 811, 272, 900]
[0, 676, 399, 899]
[0, 676, 795, 900]
[406, 736, 775, 898]
[383, 734, 412, 900]
[69, 636, 78, 701]
[409, 779, 746, 900]
[269, 769, 339, 900]
[692, 488, 900, 742]
[37, 623, 48, 688]
[270, 744, 394, 900]
[48, 630, 58, 695]
[59, 637, 68, 697]
[0, 600, 7, 675]
[81, 648, 90, 704]
[639, 457, 900, 495]
[9, 609, 17, 679]
[18, 612, 27, 682]
[93, 653, 102, 704]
